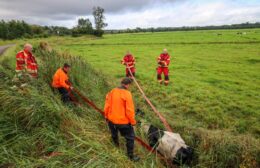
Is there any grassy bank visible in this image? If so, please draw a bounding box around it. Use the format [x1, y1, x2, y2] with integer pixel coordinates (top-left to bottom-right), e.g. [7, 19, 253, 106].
[1, 28, 260, 167]
[0, 44, 162, 167]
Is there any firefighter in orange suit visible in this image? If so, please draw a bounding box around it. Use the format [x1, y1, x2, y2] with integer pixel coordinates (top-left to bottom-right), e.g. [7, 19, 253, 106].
[121, 51, 136, 77]
[52, 63, 73, 103]
[15, 43, 38, 79]
[157, 48, 171, 85]
[104, 77, 140, 162]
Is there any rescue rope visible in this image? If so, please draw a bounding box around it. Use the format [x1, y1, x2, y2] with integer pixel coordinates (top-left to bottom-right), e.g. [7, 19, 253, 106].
[126, 66, 173, 132]
[73, 89, 105, 115]
[72, 88, 172, 165]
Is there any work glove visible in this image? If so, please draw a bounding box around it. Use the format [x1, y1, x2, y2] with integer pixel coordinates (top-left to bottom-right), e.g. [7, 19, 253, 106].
[136, 108, 145, 116]
[105, 118, 109, 123]
[136, 120, 142, 126]
[159, 61, 166, 66]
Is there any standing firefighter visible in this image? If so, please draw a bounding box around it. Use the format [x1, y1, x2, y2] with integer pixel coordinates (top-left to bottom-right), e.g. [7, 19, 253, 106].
[52, 63, 73, 103]
[104, 78, 140, 162]
[121, 51, 136, 77]
[157, 48, 171, 85]
[15, 43, 38, 79]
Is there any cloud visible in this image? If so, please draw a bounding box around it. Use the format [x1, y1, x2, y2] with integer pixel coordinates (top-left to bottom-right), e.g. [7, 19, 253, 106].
[0, 0, 179, 27]
[107, 0, 260, 29]
[0, 0, 259, 29]
[0, 0, 176, 18]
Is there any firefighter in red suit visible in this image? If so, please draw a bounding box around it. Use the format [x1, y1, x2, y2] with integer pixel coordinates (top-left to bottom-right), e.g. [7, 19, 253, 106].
[121, 51, 136, 77]
[15, 43, 38, 79]
[157, 49, 170, 85]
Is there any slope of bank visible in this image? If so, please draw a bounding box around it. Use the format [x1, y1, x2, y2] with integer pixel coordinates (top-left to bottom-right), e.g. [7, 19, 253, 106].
[0, 43, 161, 167]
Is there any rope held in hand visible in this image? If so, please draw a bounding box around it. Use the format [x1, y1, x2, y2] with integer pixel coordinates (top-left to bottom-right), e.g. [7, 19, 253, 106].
[71, 88, 171, 164]
[126, 65, 173, 132]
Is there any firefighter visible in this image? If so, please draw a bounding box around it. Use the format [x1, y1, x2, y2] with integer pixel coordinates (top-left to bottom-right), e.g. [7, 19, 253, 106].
[104, 77, 140, 162]
[52, 63, 73, 103]
[157, 48, 171, 85]
[121, 51, 136, 78]
[15, 43, 38, 80]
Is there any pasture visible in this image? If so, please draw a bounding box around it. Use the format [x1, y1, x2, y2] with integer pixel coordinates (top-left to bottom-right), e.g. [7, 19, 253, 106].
[51, 29, 260, 137]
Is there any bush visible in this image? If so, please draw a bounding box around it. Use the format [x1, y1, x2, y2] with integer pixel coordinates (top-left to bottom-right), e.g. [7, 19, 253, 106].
[93, 30, 104, 37]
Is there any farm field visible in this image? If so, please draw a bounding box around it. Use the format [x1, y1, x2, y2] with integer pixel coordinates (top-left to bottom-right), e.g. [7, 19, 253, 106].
[0, 29, 260, 167]
[52, 29, 260, 137]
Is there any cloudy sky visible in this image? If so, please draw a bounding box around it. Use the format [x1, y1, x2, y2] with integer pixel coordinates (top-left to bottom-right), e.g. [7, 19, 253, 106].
[0, 0, 259, 29]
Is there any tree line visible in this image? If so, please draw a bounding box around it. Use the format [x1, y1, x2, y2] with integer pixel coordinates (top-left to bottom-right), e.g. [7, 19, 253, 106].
[106, 22, 260, 34]
[0, 7, 107, 40]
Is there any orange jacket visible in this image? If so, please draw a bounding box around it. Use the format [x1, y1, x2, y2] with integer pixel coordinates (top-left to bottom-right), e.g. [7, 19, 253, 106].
[52, 68, 70, 90]
[104, 87, 136, 125]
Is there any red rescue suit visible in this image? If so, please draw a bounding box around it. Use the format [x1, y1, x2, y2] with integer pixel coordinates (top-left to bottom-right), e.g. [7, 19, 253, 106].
[16, 50, 38, 78]
[121, 54, 136, 77]
[157, 53, 170, 84]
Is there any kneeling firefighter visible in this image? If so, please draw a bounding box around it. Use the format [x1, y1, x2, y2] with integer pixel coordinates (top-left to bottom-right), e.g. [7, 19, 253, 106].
[52, 63, 73, 103]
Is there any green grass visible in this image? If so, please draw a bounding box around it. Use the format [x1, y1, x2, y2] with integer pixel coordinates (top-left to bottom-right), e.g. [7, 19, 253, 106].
[0, 29, 260, 167]
[50, 29, 260, 138]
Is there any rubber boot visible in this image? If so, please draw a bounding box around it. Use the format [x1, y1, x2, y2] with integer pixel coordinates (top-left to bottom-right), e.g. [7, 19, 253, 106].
[164, 81, 169, 86]
[113, 140, 119, 147]
[157, 74, 162, 84]
[111, 137, 119, 147]
[128, 154, 140, 162]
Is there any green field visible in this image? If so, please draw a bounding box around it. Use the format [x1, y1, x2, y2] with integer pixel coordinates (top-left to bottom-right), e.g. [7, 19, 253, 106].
[1, 29, 260, 167]
[52, 29, 260, 137]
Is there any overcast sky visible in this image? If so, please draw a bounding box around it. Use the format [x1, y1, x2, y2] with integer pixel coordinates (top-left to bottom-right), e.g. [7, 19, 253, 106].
[0, 0, 259, 29]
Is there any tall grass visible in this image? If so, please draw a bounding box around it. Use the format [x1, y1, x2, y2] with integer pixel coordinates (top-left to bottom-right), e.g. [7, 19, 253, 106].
[0, 42, 259, 168]
[0, 44, 161, 167]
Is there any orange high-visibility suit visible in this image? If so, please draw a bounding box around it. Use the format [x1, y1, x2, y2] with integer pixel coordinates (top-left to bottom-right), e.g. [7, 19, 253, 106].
[104, 88, 136, 125]
[52, 68, 70, 90]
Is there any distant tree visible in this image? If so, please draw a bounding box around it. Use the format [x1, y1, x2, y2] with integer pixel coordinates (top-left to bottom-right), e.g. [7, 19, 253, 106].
[0, 20, 8, 39]
[126, 28, 133, 33]
[77, 18, 93, 34]
[21, 20, 32, 36]
[92, 6, 108, 37]
[6, 20, 17, 39]
[135, 27, 142, 33]
[31, 25, 44, 35]
[71, 27, 80, 37]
